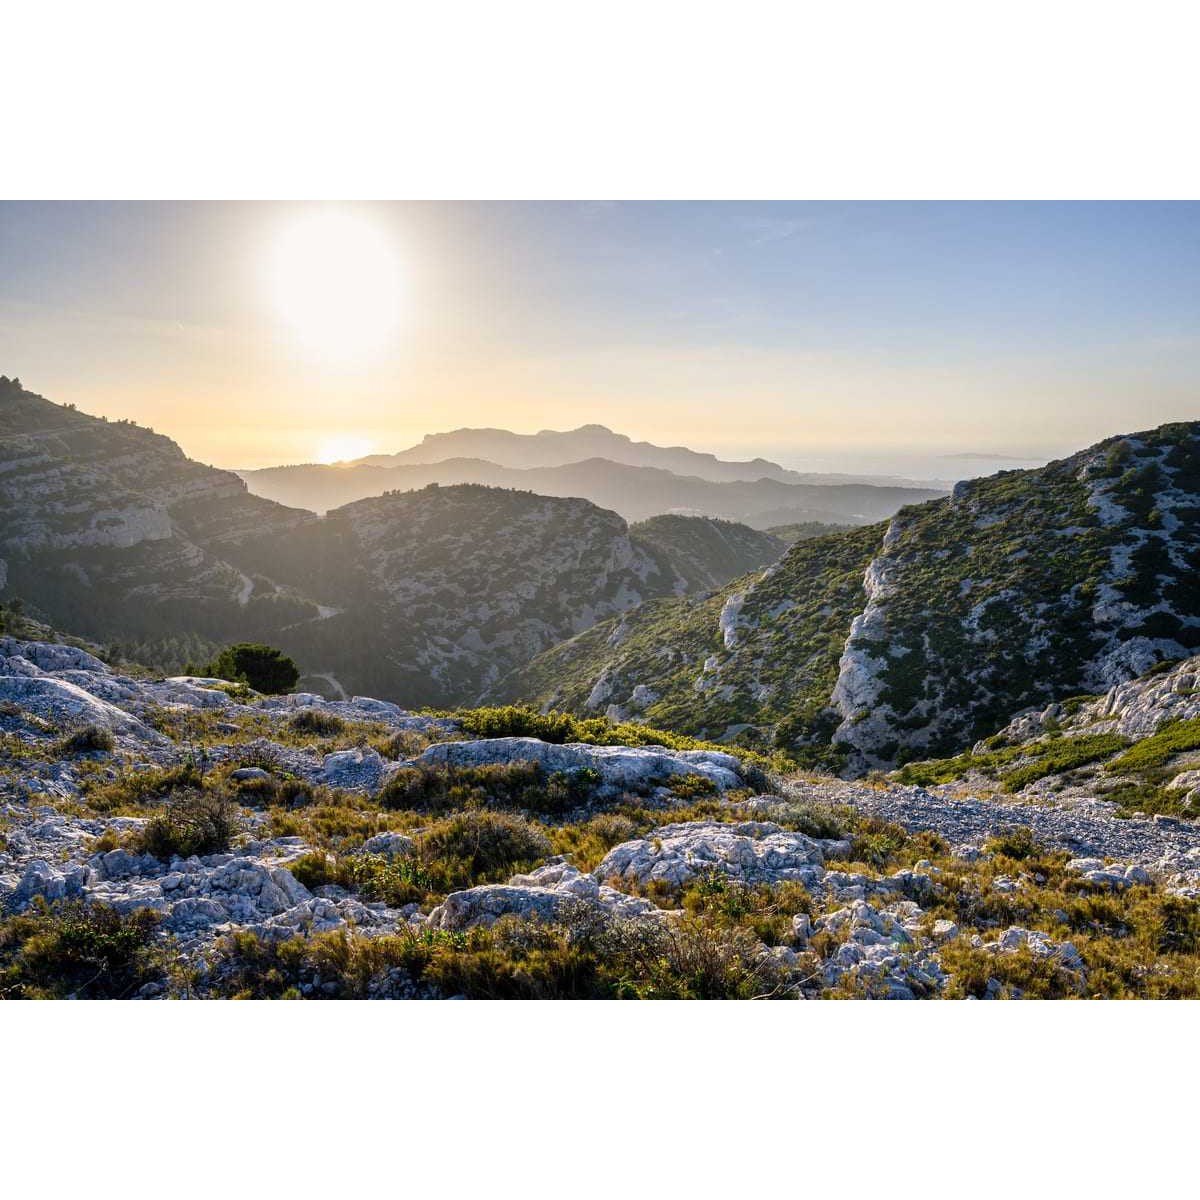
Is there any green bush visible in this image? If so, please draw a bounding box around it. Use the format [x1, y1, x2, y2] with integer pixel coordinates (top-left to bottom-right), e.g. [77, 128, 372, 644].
[378, 761, 602, 816]
[134, 790, 240, 860]
[985, 826, 1039, 861]
[0, 901, 163, 999]
[84, 762, 204, 813]
[416, 810, 551, 883]
[287, 708, 348, 737]
[205, 643, 299, 694]
[1000, 733, 1130, 791]
[57, 724, 116, 755]
[206, 909, 794, 1000]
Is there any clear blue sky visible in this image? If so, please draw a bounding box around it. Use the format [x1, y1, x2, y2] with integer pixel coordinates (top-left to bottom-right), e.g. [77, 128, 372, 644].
[2, 201, 1198, 472]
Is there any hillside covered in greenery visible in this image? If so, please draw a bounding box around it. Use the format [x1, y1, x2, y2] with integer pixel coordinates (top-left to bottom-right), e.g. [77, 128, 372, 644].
[500, 422, 1200, 772]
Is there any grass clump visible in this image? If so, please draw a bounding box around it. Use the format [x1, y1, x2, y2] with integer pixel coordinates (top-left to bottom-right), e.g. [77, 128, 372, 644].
[290, 810, 552, 905]
[984, 826, 1039, 861]
[133, 790, 240, 860]
[206, 908, 795, 1000]
[0, 900, 163, 999]
[416, 811, 551, 883]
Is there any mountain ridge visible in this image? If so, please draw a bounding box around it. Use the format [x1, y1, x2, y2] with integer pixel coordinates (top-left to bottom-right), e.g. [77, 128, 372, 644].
[498, 420, 1200, 772]
[238, 454, 945, 526]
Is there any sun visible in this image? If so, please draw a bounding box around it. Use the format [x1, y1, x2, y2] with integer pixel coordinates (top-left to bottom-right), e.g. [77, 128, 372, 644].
[263, 210, 403, 362]
[315, 433, 375, 464]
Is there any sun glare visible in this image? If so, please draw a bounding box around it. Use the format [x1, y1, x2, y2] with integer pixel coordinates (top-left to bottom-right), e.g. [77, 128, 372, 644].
[315, 433, 375, 464]
[264, 210, 403, 362]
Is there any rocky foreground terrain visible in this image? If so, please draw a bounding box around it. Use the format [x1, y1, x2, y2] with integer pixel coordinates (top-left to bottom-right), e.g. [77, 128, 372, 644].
[5, 636, 1200, 999]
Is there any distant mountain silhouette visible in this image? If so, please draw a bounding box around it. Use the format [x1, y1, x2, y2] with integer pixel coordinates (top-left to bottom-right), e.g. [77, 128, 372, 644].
[352, 423, 934, 488]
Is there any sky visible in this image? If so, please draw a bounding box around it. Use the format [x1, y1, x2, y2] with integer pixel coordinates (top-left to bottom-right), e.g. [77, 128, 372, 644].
[2, 200, 1199, 475]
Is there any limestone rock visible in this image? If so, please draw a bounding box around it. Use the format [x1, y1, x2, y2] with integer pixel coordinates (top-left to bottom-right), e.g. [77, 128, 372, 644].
[596, 820, 824, 889]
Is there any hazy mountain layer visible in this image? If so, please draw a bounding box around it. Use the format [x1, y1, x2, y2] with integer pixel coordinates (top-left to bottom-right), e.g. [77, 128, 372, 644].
[1, 380, 722, 706]
[498, 422, 1200, 771]
[238, 455, 944, 526]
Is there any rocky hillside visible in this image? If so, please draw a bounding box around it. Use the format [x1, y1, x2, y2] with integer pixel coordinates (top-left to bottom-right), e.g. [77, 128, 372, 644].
[240, 483, 685, 705]
[0, 377, 322, 642]
[500, 422, 1200, 771]
[893, 652, 1200, 820]
[0, 381, 697, 706]
[629, 515, 785, 591]
[5, 636, 1200, 1000]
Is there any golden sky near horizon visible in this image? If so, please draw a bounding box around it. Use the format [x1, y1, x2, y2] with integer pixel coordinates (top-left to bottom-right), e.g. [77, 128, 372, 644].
[3, 201, 1199, 473]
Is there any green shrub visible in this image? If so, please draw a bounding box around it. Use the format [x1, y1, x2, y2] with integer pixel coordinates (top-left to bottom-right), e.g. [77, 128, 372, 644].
[416, 810, 551, 883]
[57, 724, 116, 755]
[985, 826, 1039, 861]
[378, 761, 601, 816]
[206, 910, 793, 1000]
[1000, 733, 1130, 791]
[0, 901, 163, 999]
[205, 643, 299, 694]
[1106, 717, 1200, 774]
[134, 790, 240, 860]
[287, 708, 348, 737]
[84, 762, 204, 813]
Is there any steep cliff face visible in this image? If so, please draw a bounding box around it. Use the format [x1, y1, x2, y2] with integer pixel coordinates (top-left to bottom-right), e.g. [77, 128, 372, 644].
[830, 423, 1200, 769]
[502, 422, 1200, 772]
[0, 378, 319, 640]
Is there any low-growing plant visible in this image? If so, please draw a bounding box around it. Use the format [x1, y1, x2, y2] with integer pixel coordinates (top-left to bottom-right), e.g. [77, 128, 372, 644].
[83, 762, 205, 813]
[134, 790, 240, 859]
[287, 709, 348, 737]
[378, 760, 601, 816]
[985, 826, 1039, 861]
[0, 900, 163, 999]
[415, 810, 551, 883]
[1000, 733, 1130, 791]
[1106, 717, 1200, 774]
[56, 724, 116, 756]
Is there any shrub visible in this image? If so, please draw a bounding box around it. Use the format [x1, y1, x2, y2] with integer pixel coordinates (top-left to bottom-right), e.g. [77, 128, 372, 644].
[205, 643, 299, 694]
[290, 850, 436, 907]
[0, 901, 163, 999]
[84, 762, 204, 813]
[378, 761, 601, 816]
[206, 910, 794, 1001]
[134, 790, 240, 859]
[57, 724, 116, 755]
[416, 810, 551, 882]
[847, 818, 909, 868]
[287, 708, 348, 737]
[985, 826, 1039, 861]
